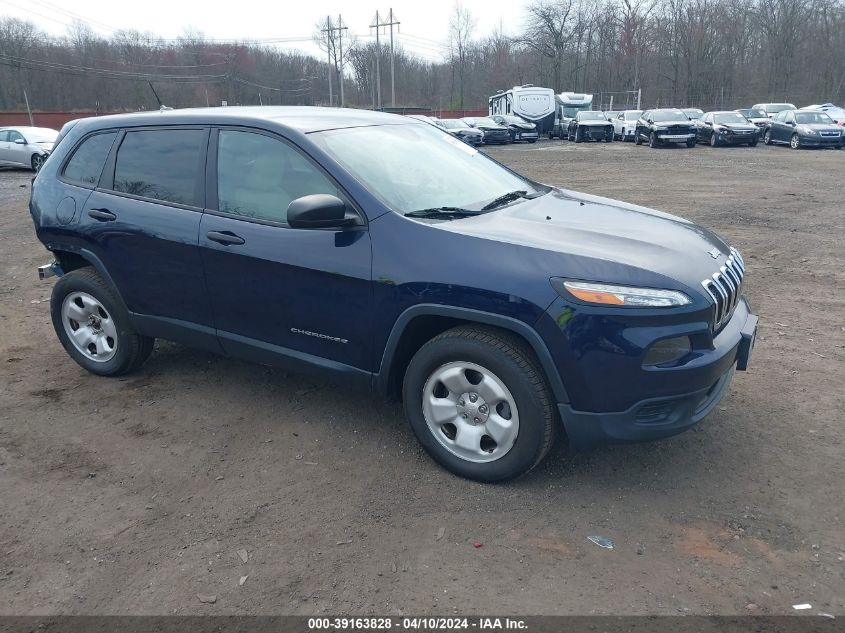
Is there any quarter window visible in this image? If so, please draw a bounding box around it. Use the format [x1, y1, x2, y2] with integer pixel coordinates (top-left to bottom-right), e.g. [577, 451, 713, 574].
[63, 132, 117, 186]
[113, 129, 204, 206]
[216, 130, 340, 224]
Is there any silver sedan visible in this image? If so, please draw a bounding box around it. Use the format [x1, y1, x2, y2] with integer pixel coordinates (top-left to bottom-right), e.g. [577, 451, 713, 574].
[0, 126, 59, 171]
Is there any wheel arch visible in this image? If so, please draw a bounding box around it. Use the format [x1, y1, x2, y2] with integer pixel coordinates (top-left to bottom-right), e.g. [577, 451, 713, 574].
[50, 247, 128, 310]
[375, 304, 569, 405]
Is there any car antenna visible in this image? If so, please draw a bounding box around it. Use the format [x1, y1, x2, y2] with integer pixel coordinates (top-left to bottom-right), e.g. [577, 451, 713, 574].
[147, 81, 172, 111]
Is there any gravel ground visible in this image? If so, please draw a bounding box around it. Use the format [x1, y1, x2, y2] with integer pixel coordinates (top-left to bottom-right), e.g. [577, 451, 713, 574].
[0, 140, 843, 616]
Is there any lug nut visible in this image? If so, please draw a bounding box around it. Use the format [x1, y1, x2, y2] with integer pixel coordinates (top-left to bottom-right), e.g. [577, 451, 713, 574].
[478, 405, 488, 414]
[474, 417, 480, 423]
[462, 413, 468, 419]
[469, 393, 478, 403]
[458, 399, 465, 407]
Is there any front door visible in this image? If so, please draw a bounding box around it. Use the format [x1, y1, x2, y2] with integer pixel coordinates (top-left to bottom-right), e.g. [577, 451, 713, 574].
[199, 128, 373, 373]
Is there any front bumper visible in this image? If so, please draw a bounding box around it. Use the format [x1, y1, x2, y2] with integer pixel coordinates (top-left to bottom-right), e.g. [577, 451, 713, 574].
[513, 130, 539, 141]
[657, 133, 695, 142]
[799, 134, 843, 147]
[547, 297, 757, 451]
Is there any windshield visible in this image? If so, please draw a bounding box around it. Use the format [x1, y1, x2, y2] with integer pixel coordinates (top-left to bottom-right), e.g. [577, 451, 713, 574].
[795, 112, 833, 124]
[560, 105, 588, 118]
[767, 104, 794, 113]
[472, 117, 498, 127]
[714, 113, 749, 124]
[651, 110, 686, 122]
[440, 119, 469, 130]
[579, 112, 607, 121]
[22, 128, 58, 143]
[311, 123, 541, 214]
[501, 115, 527, 124]
[742, 109, 766, 118]
[625, 110, 643, 120]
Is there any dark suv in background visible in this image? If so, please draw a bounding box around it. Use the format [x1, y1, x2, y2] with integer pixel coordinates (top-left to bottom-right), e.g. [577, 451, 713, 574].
[30, 107, 757, 482]
[635, 109, 697, 147]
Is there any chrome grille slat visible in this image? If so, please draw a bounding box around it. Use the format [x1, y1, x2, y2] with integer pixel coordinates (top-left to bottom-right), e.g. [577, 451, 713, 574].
[701, 247, 746, 331]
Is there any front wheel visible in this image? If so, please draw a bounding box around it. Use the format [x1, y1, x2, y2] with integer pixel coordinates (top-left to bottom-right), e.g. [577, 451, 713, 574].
[764, 130, 772, 145]
[51, 268, 154, 376]
[649, 132, 658, 148]
[575, 127, 583, 143]
[402, 326, 556, 482]
[790, 134, 801, 149]
[749, 140, 758, 147]
[31, 154, 45, 172]
[686, 138, 697, 148]
[634, 130, 643, 145]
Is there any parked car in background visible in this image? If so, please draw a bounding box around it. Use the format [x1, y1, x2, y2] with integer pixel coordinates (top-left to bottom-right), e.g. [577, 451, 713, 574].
[682, 108, 704, 120]
[751, 102, 796, 118]
[612, 110, 643, 141]
[763, 109, 843, 149]
[800, 103, 845, 127]
[567, 111, 613, 142]
[0, 126, 59, 171]
[695, 111, 759, 146]
[31, 106, 757, 482]
[490, 115, 539, 143]
[405, 114, 440, 126]
[603, 110, 621, 122]
[735, 108, 770, 130]
[635, 109, 697, 147]
[437, 119, 484, 145]
[462, 117, 511, 145]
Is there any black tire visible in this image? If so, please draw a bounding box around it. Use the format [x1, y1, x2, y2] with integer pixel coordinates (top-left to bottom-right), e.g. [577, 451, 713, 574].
[790, 134, 801, 150]
[710, 133, 719, 147]
[528, 139, 537, 144]
[31, 154, 45, 172]
[402, 325, 557, 483]
[575, 127, 583, 143]
[634, 129, 643, 145]
[749, 140, 758, 147]
[50, 267, 154, 376]
[649, 131, 658, 148]
[763, 130, 772, 145]
[687, 138, 697, 148]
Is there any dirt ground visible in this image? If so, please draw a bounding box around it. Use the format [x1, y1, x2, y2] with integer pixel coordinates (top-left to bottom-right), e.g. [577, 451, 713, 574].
[0, 140, 843, 617]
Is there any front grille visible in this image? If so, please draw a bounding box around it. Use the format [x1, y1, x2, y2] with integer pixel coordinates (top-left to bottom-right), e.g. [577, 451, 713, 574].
[820, 131, 841, 137]
[701, 247, 745, 331]
[667, 125, 691, 134]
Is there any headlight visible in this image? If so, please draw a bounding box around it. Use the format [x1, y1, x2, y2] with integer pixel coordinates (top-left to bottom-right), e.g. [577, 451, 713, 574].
[801, 127, 818, 135]
[552, 279, 692, 307]
[653, 126, 667, 131]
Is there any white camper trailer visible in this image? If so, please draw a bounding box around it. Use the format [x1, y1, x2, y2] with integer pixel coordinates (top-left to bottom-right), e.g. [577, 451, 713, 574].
[489, 85, 556, 134]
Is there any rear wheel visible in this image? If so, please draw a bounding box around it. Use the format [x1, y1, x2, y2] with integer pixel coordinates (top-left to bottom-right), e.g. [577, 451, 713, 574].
[402, 326, 557, 482]
[790, 134, 801, 149]
[51, 268, 154, 376]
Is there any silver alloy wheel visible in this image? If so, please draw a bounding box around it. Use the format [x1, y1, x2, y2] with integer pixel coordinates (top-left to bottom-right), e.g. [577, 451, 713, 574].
[31, 154, 44, 171]
[61, 291, 118, 362]
[790, 134, 800, 149]
[421, 361, 520, 463]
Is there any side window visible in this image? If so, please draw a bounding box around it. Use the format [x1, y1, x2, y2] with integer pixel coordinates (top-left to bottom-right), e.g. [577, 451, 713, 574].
[702, 113, 712, 123]
[113, 129, 204, 206]
[8, 130, 24, 143]
[216, 130, 340, 224]
[0, 131, 9, 142]
[63, 132, 117, 187]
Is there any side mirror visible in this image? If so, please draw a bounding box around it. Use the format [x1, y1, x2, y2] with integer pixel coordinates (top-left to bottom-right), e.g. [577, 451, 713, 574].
[787, 120, 796, 126]
[14, 138, 26, 145]
[287, 194, 356, 229]
[647, 119, 653, 124]
[705, 121, 712, 126]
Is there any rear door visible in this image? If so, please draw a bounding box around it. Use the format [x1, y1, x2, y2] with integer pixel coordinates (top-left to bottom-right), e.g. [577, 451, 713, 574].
[0, 131, 10, 164]
[198, 127, 373, 372]
[78, 126, 218, 347]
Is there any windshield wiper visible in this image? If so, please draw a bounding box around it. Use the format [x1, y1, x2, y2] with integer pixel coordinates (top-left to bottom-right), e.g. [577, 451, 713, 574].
[480, 190, 538, 211]
[404, 207, 484, 219]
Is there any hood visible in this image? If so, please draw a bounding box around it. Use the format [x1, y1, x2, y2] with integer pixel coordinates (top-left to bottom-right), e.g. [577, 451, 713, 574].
[438, 188, 730, 295]
[799, 123, 842, 132]
[477, 123, 507, 131]
[457, 128, 483, 135]
[578, 120, 611, 127]
[654, 119, 694, 127]
[511, 122, 536, 130]
[717, 123, 757, 131]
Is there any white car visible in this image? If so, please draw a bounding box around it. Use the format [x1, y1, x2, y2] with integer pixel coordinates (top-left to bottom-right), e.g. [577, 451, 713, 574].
[800, 103, 845, 126]
[751, 103, 796, 118]
[612, 110, 643, 141]
[0, 126, 58, 171]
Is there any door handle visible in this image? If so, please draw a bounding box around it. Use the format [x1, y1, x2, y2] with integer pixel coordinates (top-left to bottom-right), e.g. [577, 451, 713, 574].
[206, 230, 245, 246]
[88, 209, 116, 221]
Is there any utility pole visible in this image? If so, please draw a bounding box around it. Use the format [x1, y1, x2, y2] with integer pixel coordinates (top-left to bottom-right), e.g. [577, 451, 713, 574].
[322, 15, 348, 107]
[371, 9, 401, 108]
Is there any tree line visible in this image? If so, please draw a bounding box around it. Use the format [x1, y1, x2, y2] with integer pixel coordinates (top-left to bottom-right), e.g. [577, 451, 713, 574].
[1, 0, 843, 116]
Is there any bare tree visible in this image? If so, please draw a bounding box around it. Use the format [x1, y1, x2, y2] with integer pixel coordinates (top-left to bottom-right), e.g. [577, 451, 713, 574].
[448, 2, 476, 108]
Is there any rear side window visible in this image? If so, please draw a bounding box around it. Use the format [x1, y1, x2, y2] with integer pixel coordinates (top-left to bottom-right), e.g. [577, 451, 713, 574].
[0, 131, 8, 142]
[216, 129, 340, 224]
[63, 132, 117, 187]
[113, 129, 204, 206]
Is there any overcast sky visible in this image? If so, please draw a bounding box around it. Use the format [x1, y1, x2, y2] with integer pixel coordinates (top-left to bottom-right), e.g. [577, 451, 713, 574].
[1, 0, 524, 62]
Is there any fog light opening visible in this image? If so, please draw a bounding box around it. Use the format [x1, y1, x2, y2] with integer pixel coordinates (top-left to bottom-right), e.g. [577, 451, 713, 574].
[643, 336, 692, 367]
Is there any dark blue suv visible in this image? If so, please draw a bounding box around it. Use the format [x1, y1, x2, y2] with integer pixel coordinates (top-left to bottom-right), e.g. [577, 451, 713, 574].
[30, 107, 757, 482]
